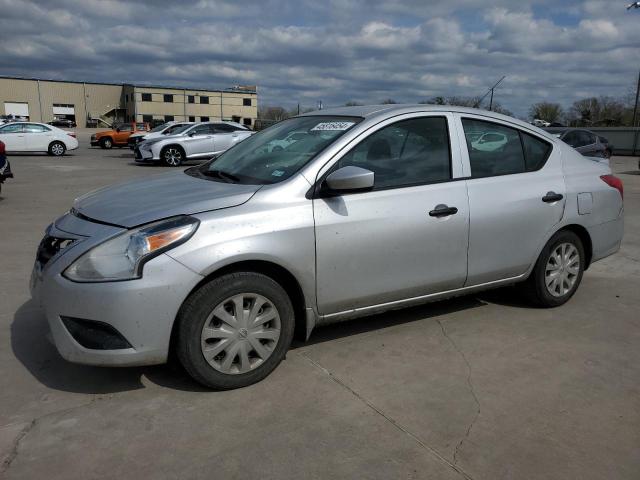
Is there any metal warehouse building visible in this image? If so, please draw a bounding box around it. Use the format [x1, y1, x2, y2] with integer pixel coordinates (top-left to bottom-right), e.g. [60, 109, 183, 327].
[0, 75, 258, 128]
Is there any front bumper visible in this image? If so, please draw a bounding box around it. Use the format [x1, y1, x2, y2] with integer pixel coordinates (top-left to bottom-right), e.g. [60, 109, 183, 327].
[30, 214, 203, 366]
[90, 140, 100, 147]
[134, 146, 157, 162]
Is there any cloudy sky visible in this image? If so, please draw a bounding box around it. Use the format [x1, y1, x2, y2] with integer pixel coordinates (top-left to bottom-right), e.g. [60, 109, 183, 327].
[0, 0, 638, 117]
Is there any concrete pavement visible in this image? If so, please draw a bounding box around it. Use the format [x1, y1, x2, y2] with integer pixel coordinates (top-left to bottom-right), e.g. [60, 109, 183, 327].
[1, 133, 638, 479]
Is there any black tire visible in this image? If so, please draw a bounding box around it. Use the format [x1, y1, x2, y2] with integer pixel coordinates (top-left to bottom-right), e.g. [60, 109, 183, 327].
[603, 149, 612, 159]
[521, 230, 585, 307]
[161, 145, 185, 167]
[176, 272, 295, 390]
[100, 137, 113, 149]
[48, 141, 66, 156]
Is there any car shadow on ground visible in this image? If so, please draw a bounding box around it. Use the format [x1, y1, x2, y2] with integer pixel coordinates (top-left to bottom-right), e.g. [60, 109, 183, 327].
[12, 288, 529, 394]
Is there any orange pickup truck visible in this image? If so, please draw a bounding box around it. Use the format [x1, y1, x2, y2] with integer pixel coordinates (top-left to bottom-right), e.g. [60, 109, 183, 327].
[90, 122, 150, 149]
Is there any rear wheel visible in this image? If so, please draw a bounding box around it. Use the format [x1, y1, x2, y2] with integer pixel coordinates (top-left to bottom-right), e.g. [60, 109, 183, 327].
[521, 230, 585, 307]
[177, 272, 295, 390]
[161, 145, 184, 167]
[100, 137, 113, 149]
[48, 141, 66, 156]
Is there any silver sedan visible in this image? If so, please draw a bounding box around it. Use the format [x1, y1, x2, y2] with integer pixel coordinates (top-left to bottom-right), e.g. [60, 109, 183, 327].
[31, 105, 624, 389]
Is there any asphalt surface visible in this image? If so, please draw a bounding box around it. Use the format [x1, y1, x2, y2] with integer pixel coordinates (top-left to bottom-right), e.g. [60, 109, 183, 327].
[1, 130, 639, 479]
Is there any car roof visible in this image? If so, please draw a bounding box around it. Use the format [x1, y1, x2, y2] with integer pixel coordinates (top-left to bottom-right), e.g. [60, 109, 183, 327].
[299, 104, 542, 134]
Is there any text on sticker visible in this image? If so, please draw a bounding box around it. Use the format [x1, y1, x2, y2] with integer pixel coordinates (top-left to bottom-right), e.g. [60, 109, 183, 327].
[310, 122, 355, 131]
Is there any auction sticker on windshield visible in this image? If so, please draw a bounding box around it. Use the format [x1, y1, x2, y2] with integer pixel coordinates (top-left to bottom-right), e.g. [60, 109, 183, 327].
[311, 121, 355, 131]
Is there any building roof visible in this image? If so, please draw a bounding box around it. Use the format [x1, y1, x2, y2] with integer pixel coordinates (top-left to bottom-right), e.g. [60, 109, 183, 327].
[0, 75, 255, 94]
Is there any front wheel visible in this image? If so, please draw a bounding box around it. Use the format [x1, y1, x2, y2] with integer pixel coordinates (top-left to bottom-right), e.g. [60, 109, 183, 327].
[521, 230, 585, 307]
[48, 141, 66, 156]
[177, 272, 295, 390]
[161, 146, 184, 167]
[100, 137, 113, 149]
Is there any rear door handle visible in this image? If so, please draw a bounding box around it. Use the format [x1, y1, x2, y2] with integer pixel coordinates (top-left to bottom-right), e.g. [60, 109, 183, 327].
[542, 192, 563, 203]
[429, 204, 458, 217]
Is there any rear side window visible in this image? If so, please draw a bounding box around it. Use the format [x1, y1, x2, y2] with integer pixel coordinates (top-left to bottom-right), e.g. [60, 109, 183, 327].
[462, 118, 525, 177]
[336, 116, 451, 189]
[521, 133, 552, 171]
[24, 123, 49, 133]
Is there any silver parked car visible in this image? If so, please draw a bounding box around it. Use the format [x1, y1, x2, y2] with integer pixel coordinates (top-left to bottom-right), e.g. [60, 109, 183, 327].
[135, 121, 253, 167]
[31, 105, 624, 390]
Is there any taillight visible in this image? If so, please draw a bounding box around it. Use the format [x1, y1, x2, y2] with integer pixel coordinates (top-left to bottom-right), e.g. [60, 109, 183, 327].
[600, 175, 623, 199]
[67, 132, 76, 138]
[0, 141, 5, 154]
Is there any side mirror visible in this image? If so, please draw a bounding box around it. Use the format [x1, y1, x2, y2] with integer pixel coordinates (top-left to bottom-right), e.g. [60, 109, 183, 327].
[324, 166, 374, 194]
[116, 128, 121, 133]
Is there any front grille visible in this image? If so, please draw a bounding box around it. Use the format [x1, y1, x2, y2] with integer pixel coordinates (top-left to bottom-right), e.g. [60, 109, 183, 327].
[36, 235, 76, 266]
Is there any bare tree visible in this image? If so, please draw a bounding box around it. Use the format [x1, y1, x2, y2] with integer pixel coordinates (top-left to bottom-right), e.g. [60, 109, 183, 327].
[344, 101, 363, 106]
[258, 106, 290, 121]
[529, 102, 564, 123]
[380, 98, 397, 104]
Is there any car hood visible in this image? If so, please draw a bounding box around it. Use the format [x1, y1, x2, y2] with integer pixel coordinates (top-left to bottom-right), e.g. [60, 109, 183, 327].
[72, 170, 261, 228]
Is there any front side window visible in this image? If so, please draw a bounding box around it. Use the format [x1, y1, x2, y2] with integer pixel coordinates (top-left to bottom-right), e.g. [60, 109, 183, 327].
[118, 124, 133, 132]
[189, 124, 215, 136]
[0, 123, 24, 134]
[462, 118, 525, 177]
[335, 116, 451, 189]
[194, 116, 361, 185]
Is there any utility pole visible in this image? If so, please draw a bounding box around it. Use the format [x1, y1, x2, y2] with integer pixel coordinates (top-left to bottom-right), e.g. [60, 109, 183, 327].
[475, 76, 506, 110]
[633, 70, 640, 127]
[627, 5, 639, 126]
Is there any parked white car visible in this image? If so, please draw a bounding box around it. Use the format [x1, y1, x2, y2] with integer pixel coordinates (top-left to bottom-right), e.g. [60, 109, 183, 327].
[471, 131, 508, 151]
[135, 122, 253, 166]
[262, 130, 307, 152]
[127, 121, 194, 149]
[0, 122, 78, 156]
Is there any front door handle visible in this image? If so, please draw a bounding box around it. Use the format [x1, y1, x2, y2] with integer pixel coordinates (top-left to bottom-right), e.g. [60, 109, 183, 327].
[542, 192, 563, 203]
[429, 204, 458, 217]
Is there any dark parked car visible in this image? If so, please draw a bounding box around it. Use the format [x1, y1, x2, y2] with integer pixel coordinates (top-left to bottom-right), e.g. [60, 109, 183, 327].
[48, 119, 76, 128]
[545, 128, 608, 158]
[597, 135, 614, 159]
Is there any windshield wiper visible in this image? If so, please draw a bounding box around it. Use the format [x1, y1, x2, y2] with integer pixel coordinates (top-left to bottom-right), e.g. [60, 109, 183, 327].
[202, 169, 241, 183]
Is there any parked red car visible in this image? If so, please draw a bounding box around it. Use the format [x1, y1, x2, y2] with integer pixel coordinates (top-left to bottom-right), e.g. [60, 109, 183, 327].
[0, 140, 14, 194]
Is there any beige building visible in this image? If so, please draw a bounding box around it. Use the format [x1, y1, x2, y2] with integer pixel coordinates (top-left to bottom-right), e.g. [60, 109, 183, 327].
[0, 76, 258, 128]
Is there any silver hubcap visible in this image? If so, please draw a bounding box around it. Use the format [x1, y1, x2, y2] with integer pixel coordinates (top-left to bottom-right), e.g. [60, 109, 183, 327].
[545, 243, 580, 297]
[200, 293, 281, 375]
[51, 144, 64, 155]
[165, 148, 182, 166]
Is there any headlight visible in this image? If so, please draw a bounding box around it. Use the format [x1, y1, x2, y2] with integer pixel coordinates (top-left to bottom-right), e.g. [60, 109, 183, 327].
[63, 216, 199, 282]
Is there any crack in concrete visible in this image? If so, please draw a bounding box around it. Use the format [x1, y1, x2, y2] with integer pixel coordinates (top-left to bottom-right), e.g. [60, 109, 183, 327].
[1, 395, 112, 475]
[298, 351, 475, 480]
[437, 319, 481, 465]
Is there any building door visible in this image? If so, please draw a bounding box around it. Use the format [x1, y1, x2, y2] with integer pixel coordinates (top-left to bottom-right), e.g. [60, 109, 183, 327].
[4, 102, 29, 120]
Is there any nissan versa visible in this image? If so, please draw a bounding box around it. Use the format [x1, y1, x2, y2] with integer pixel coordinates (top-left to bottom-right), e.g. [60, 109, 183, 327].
[30, 105, 624, 390]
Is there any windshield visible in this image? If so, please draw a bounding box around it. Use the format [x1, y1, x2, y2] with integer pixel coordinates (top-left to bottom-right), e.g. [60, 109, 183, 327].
[165, 124, 191, 135]
[148, 123, 171, 133]
[196, 116, 361, 185]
